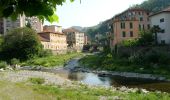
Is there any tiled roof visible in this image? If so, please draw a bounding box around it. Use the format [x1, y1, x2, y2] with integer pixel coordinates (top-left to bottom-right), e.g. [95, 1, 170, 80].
[150, 6, 170, 17]
[162, 6, 170, 11]
[38, 33, 50, 42]
[38, 32, 65, 42]
[115, 8, 149, 18]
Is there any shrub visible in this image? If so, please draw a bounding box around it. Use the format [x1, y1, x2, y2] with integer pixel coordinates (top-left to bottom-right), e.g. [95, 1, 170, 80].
[0, 27, 43, 61]
[39, 49, 53, 57]
[0, 61, 7, 69]
[129, 48, 170, 66]
[10, 58, 20, 65]
[121, 39, 139, 47]
[29, 77, 45, 84]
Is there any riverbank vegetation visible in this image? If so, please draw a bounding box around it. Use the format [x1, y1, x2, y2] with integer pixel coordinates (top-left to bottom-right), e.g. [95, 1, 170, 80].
[0, 28, 82, 68]
[21, 52, 82, 67]
[0, 77, 169, 100]
[80, 30, 170, 78]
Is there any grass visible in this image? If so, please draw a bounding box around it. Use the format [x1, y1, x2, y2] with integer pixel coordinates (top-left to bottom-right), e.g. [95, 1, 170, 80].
[28, 77, 45, 84]
[79, 54, 170, 78]
[0, 80, 169, 100]
[0, 81, 170, 100]
[21, 52, 83, 67]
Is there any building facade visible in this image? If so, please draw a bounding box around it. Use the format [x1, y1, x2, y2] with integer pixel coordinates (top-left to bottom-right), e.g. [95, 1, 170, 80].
[3, 15, 26, 34]
[63, 28, 85, 52]
[111, 8, 150, 47]
[150, 7, 170, 44]
[43, 25, 62, 33]
[38, 32, 67, 54]
[26, 17, 43, 32]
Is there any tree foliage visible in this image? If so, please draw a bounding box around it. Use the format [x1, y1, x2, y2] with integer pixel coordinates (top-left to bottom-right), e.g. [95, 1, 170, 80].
[0, 27, 43, 61]
[134, 0, 170, 12]
[0, 0, 76, 23]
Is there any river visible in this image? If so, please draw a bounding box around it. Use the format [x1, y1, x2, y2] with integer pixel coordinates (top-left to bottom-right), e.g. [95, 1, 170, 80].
[35, 58, 170, 93]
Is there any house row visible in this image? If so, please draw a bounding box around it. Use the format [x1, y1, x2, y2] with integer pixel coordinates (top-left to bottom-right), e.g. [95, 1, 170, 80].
[0, 16, 87, 54]
[0, 16, 43, 35]
[38, 25, 87, 54]
[109, 6, 170, 49]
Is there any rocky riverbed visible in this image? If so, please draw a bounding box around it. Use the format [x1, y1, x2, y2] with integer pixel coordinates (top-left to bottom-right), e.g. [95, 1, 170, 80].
[0, 70, 159, 94]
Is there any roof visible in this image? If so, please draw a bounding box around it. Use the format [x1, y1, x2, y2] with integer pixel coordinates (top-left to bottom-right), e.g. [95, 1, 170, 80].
[38, 32, 65, 42]
[115, 8, 149, 18]
[63, 28, 81, 33]
[38, 32, 65, 35]
[38, 32, 50, 42]
[149, 6, 170, 17]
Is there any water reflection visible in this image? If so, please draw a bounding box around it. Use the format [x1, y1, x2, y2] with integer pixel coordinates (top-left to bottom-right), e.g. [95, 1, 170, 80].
[39, 68, 170, 92]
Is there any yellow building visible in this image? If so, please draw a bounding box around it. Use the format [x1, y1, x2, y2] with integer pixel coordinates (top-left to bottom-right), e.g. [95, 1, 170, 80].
[38, 32, 67, 54]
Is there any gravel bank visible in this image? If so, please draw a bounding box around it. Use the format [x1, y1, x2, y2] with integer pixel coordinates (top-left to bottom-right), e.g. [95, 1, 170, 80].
[0, 70, 72, 86]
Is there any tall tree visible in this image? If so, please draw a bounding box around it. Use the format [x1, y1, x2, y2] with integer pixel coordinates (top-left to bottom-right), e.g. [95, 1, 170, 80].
[151, 25, 162, 45]
[0, 0, 76, 23]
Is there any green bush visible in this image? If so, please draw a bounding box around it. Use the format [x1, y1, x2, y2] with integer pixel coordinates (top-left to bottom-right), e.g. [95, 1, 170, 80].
[39, 49, 53, 57]
[129, 48, 170, 66]
[121, 39, 139, 47]
[0, 27, 43, 61]
[0, 61, 7, 69]
[10, 58, 20, 65]
[29, 77, 45, 84]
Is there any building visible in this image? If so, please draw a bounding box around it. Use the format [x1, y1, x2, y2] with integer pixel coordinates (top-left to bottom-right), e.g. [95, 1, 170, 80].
[38, 32, 67, 54]
[111, 8, 150, 47]
[63, 28, 85, 51]
[43, 25, 62, 33]
[3, 15, 26, 34]
[150, 7, 170, 44]
[84, 35, 88, 45]
[26, 17, 43, 32]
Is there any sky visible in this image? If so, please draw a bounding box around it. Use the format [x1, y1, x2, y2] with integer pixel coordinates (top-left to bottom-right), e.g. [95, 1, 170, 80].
[44, 0, 145, 28]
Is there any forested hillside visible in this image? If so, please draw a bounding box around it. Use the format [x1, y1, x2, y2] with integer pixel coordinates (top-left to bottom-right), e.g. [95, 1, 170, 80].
[85, 0, 170, 40]
[137, 0, 170, 12]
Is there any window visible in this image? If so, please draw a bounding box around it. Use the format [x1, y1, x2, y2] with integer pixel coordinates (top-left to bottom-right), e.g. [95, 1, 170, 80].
[130, 22, 133, 29]
[161, 40, 165, 44]
[160, 18, 164, 23]
[121, 22, 125, 29]
[122, 31, 126, 37]
[143, 24, 145, 30]
[139, 24, 141, 30]
[161, 29, 165, 33]
[130, 31, 133, 37]
[140, 17, 143, 21]
[147, 24, 150, 29]
[138, 12, 141, 15]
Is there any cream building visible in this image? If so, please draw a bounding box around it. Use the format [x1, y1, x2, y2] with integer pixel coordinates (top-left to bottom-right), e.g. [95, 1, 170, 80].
[63, 28, 85, 52]
[150, 7, 170, 44]
[38, 32, 67, 54]
[43, 25, 62, 33]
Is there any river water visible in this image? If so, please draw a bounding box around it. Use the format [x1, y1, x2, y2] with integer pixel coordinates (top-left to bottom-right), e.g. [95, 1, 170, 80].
[40, 58, 170, 93]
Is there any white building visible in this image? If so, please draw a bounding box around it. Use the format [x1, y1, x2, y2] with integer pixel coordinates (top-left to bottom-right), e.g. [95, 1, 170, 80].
[63, 28, 85, 52]
[3, 15, 26, 34]
[150, 7, 170, 44]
